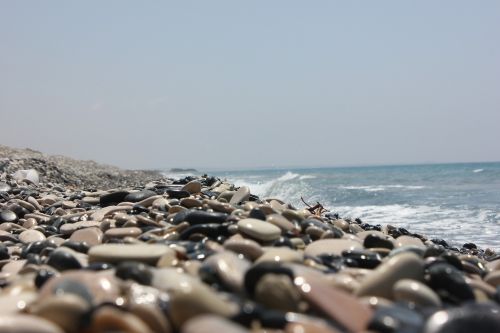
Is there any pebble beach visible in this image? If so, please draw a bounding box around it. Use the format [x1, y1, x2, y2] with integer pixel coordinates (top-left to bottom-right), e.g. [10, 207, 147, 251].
[1, 145, 500, 333]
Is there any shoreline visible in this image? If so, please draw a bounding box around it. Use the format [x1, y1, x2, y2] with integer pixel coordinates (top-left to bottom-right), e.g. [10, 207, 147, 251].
[1, 146, 500, 331]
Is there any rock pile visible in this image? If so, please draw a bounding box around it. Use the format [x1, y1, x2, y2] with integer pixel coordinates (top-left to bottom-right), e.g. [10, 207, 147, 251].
[0, 152, 500, 332]
[0, 145, 162, 189]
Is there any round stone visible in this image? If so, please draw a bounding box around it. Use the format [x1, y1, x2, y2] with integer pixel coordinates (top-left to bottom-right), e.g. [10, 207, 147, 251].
[69, 227, 103, 246]
[237, 218, 281, 242]
[19, 229, 46, 244]
[223, 237, 264, 260]
[0, 209, 17, 222]
[88, 244, 174, 265]
[104, 227, 142, 239]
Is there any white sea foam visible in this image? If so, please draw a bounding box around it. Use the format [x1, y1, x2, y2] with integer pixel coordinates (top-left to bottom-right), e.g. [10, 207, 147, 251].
[332, 204, 500, 248]
[339, 185, 425, 192]
[231, 171, 312, 206]
[473, 169, 484, 173]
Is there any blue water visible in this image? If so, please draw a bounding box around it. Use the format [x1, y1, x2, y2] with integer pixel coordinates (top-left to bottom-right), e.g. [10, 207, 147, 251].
[167, 162, 500, 249]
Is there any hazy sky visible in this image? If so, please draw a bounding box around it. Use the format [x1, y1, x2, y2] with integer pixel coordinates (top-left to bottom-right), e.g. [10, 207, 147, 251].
[1, 1, 499, 170]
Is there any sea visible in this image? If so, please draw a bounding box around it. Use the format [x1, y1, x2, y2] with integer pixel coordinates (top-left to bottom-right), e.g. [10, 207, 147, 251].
[166, 162, 500, 250]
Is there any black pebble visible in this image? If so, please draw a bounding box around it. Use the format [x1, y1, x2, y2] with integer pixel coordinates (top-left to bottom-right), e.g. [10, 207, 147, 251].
[124, 190, 156, 203]
[166, 189, 190, 199]
[86, 262, 114, 271]
[35, 269, 57, 289]
[368, 304, 424, 333]
[21, 241, 57, 258]
[249, 208, 266, 220]
[364, 234, 394, 250]
[46, 250, 82, 271]
[426, 262, 475, 304]
[99, 191, 130, 207]
[61, 241, 90, 254]
[0, 245, 9, 260]
[426, 303, 500, 333]
[52, 279, 93, 305]
[184, 210, 228, 225]
[115, 261, 152, 285]
[342, 249, 382, 269]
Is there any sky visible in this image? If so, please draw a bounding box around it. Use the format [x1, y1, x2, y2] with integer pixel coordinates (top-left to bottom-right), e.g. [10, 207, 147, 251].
[1, 1, 499, 170]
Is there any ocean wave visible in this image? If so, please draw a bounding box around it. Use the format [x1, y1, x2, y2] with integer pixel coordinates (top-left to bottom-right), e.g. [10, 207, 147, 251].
[331, 204, 499, 248]
[231, 171, 313, 204]
[473, 169, 484, 173]
[339, 185, 425, 192]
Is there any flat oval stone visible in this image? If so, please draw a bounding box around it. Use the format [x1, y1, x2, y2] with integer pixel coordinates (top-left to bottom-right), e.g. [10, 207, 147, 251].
[223, 237, 264, 260]
[60, 221, 101, 235]
[19, 229, 46, 244]
[184, 210, 228, 225]
[237, 218, 281, 242]
[267, 214, 297, 232]
[355, 252, 425, 299]
[124, 190, 157, 203]
[305, 239, 363, 257]
[0, 314, 64, 333]
[393, 278, 442, 307]
[229, 186, 250, 205]
[69, 227, 103, 246]
[182, 181, 202, 194]
[104, 227, 142, 239]
[88, 244, 174, 264]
